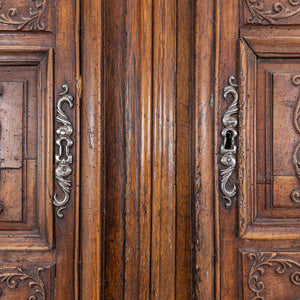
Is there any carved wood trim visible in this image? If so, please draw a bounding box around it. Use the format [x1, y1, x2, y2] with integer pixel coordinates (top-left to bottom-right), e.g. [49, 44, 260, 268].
[245, 0, 300, 24]
[0, 0, 47, 30]
[248, 252, 300, 300]
[0, 266, 46, 299]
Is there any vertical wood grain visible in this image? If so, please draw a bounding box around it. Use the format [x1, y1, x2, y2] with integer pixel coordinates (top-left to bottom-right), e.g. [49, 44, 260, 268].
[104, 0, 126, 297]
[75, 1, 81, 298]
[83, 0, 193, 298]
[55, 0, 77, 299]
[193, 0, 215, 298]
[176, 0, 193, 298]
[138, 0, 153, 299]
[80, 0, 103, 298]
[123, 0, 140, 297]
[216, 0, 239, 298]
[151, 0, 177, 299]
[103, 0, 154, 298]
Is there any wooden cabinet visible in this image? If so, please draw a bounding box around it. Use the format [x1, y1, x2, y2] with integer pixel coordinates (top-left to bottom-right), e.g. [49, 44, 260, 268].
[2, 0, 300, 299]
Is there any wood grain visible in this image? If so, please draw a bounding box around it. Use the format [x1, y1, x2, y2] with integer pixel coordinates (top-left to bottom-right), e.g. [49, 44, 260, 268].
[80, 0, 103, 298]
[0, 0, 78, 296]
[193, 0, 215, 298]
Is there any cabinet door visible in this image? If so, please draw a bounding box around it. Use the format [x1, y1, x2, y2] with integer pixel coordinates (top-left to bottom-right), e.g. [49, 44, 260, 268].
[216, 0, 300, 298]
[0, 1, 79, 299]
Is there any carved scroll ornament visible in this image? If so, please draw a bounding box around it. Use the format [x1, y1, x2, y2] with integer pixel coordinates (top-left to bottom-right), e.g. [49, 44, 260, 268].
[53, 84, 74, 218]
[248, 252, 300, 300]
[220, 76, 238, 207]
[245, 0, 300, 24]
[0, 266, 45, 300]
[0, 0, 47, 30]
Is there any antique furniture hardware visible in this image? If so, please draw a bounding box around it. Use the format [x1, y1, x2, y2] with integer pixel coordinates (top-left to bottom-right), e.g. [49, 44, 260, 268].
[220, 76, 238, 207]
[53, 83, 74, 218]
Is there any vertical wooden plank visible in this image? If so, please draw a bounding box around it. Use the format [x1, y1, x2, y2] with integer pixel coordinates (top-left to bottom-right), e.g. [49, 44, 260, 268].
[176, 0, 193, 298]
[123, 0, 143, 298]
[151, 0, 177, 298]
[80, 0, 103, 298]
[55, 0, 77, 298]
[104, 0, 126, 297]
[75, 1, 81, 298]
[138, 0, 153, 299]
[82, 0, 193, 298]
[193, 0, 215, 298]
[215, 0, 239, 298]
[104, 0, 154, 297]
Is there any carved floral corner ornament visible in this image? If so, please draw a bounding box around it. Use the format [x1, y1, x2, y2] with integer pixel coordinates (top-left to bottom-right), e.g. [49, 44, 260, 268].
[53, 84, 74, 218]
[220, 76, 238, 207]
[248, 252, 300, 300]
[0, 266, 46, 299]
[245, 0, 300, 24]
[0, 0, 47, 31]
[291, 75, 300, 203]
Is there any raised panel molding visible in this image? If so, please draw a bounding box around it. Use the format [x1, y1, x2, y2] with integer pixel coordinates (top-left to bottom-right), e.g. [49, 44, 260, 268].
[239, 39, 300, 239]
[0, 48, 54, 249]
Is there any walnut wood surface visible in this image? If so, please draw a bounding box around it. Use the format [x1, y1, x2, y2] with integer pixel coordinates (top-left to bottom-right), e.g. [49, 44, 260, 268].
[2, 0, 297, 298]
[81, 0, 194, 298]
[215, 0, 300, 299]
[0, 0, 79, 299]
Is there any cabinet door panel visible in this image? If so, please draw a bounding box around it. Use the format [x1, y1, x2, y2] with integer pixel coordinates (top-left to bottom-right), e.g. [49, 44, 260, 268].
[216, 0, 300, 298]
[239, 40, 300, 239]
[0, 1, 79, 299]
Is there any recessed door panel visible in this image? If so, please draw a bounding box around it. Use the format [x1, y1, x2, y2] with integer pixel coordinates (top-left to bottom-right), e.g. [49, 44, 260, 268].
[0, 50, 53, 249]
[239, 39, 300, 239]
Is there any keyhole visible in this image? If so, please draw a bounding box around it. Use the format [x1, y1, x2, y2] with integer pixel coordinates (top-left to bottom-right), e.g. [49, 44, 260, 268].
[60, 139, 68, 161]
[224, 131, 233, 150]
